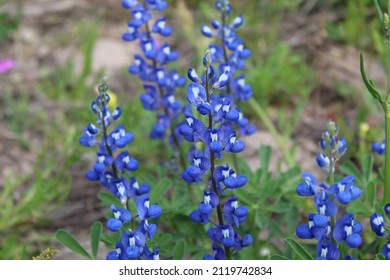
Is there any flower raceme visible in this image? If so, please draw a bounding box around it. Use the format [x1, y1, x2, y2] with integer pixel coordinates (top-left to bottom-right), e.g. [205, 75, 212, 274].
[180, 51, 252, 260]
[80, 78, 161, 260]
[200, 0, 255, 138]
[295, 121, 363, 259]
[121, 0, 185, 148]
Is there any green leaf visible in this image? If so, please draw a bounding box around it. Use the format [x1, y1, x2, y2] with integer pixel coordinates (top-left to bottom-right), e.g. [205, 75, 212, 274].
[264, 202, 292, 213]
[339, 161, 361, 183]
[376, 253, 385, 260]
[366, 181, 376, 208]
[97, 191, 122, 208]
[255, 209, 268, 230]
[150, 178, 171, 202]
[173, 239, 186, 260]
[90, 222, 102, 259]
[270, 254, 289, 260]
[347, 200, 372, 216]
[374, 0, 385, 34]
[19, 246, 27, 260]
[259, 145, 272, 171]
[284, 238, 313, 260]
[360, 54, 384, 107]
[56, 230, 92, 259]
[362, 154, 373, 184]
[158, 233, 173, 245]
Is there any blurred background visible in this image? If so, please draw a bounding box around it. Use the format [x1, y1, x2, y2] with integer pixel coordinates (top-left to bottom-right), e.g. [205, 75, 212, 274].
[0, 0, 388, 259]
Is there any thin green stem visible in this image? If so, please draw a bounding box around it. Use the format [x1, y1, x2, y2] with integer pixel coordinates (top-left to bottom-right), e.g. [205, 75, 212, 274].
[248, 99, 295, 168]
[385, 30, 390, 205]
[384, 113, 390, 204]
[328, 154, 336, 236]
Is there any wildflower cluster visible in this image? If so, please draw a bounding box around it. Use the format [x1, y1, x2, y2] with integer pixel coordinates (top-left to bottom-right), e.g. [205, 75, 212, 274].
[200, 0, 255, 137]
[296, 120, 363, 259]
[80, 77, 161, 260]
[121, 0, 186, 166]
[180, 51, 253, 260]
[370, 204, 390, 259]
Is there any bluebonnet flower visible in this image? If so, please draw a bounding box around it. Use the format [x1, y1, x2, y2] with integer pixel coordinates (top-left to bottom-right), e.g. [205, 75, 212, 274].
[179, 50, 252, 259]
[369, 204, 390, 260]
[80, 77, 161, 260]
[190, 190, 219, 224]
[223, 196, 248, 227]
[329, 176, 361, 204]
[370, 213, 385, 237]
[296, 120, 363, 259]
[121, 0, 186, 168]
[315, 236, 340, 260]
[200, 0, 255, 138]
[372, 139, 386, 155]
[385, 203, 390, 219]
[316, 120, 346, 173]
[381, 244, 390, 260]
[296, 214, 330, 240]
[333, 213, 363, 248]
[107, 205, 132, 232]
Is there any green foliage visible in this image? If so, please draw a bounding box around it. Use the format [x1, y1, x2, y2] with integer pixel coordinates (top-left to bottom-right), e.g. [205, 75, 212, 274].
[284, 238, 314, 260]
[0, 1, 20, 42]
[56, 229, 92, 259]
[38, 19, 99, 100]
[327, 0, 382, 52]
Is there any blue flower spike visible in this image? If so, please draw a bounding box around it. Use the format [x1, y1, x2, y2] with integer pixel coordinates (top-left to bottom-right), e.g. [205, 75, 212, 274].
[80, 77, 161, 260]
[121, 0, 185, 168]
[181, 46, 251, 259]
[295, 120, 364, 259]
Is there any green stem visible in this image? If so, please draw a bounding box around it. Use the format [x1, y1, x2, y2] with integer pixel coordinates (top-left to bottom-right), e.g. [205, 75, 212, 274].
[385, 30, 390, 205]
[384, 112, 390, 204]
[328, 154, 336, 236]
[248, 99, 295, 168]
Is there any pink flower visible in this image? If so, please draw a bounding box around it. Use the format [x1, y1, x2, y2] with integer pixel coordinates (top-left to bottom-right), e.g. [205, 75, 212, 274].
[0, 59, 15, 74]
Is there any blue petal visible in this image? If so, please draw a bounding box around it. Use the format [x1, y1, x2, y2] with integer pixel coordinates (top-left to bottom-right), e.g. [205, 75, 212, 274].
[241, 234, 253, 247]
[119, 208, 132, 222]
[201, 25, 213, 37]
[313, 214, 329, 227]
[345, 234, 362, 248]
[106, 251, 119, 260]
[210, 141, 223, 154]
[107, 219, 123, 232]
[126, 246, 140, 260]
[236, 175, 247, 188]
[337, 191, 352, 204]
[85, 170, 100, 181]
[199, 203, 213, 215]
[296, 224, 314, 239]
[190, 210, 203, 223]
[231, 141, 245, 153]
[147, 204, 162, 219]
